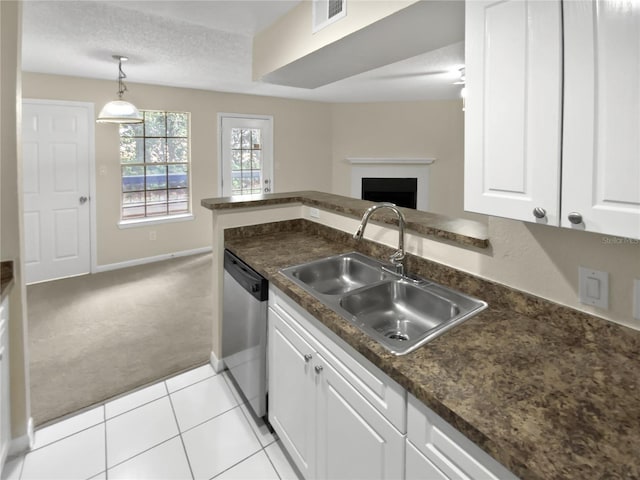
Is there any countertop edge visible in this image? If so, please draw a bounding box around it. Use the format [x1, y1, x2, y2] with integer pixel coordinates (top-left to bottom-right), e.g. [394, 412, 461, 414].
[201, 191, 490, 249]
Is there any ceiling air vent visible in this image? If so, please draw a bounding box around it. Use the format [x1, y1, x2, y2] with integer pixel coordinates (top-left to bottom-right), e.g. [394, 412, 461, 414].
[312, 0, 347, 33]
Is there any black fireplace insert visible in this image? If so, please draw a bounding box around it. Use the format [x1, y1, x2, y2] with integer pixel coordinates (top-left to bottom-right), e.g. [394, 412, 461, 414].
[361, 177, 417, 209]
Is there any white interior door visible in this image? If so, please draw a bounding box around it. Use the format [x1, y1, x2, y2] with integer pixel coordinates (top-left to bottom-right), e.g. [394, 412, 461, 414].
[22, 100, 93, 284]
[219, 114, 273, 197]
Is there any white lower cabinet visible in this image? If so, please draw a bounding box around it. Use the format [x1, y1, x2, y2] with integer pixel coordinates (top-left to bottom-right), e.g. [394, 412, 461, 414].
[268, 287, 405, 480]
[268, 287, 517, 480]
[0, 298, 10, 469]
[406, 395, 517, 480]
[316, 357, 404, 480]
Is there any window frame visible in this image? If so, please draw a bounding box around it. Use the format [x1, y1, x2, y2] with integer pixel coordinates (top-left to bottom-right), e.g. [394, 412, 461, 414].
[117, 110, 193, 228]
[217, 113, 274, 197]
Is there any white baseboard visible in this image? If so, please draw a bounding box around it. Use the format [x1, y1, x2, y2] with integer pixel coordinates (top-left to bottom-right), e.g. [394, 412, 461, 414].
[94, 246, 212, 273]
[8, 417, 34, 456]
[210, 351, 225, 373]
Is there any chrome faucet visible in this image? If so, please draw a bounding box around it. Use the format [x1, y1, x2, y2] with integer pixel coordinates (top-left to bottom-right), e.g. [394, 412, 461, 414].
[353, 202, 406, 275]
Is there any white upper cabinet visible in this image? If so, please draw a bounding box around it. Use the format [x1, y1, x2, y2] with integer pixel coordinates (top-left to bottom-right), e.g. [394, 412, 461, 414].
[464, 0, 563, 225]
[562, 1, 640, 239]
[465, 0, 640, 240]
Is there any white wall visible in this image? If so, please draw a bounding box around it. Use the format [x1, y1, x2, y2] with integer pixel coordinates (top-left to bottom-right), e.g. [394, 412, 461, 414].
[325, 101, 640, 329]
[1, 0, 32, 448]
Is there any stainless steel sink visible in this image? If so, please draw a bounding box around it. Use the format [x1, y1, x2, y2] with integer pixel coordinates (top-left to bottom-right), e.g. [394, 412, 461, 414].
[280, 252, 487, 355]
[339, 280, 486, 355]
[280, 252, 389, 295]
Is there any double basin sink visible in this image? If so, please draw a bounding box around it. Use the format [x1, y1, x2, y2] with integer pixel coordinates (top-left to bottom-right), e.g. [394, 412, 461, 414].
[280, 252, 487, 355]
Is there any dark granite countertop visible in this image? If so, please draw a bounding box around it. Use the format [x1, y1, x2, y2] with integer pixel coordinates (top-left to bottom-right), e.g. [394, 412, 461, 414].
[1, 261, 14, 302]
[224, 220, 640, 480]
[201, 190, 489, 249]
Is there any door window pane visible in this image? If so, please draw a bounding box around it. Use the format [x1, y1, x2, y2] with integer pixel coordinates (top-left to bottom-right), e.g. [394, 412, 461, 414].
[228, 125, 264, 196]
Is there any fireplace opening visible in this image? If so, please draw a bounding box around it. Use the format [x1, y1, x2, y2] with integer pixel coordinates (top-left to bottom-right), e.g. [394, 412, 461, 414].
[361, 177, 417, 209]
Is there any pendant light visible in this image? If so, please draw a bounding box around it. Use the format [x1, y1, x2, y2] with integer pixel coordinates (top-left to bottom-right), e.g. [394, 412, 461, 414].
[97, 55, 143, 124]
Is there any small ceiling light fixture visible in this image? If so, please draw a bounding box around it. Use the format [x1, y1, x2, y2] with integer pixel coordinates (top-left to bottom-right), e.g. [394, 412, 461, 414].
[97, 55, 143, 124]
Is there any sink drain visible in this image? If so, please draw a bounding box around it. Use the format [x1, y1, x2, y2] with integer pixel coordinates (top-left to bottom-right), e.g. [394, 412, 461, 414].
[384, 331, 410, 342]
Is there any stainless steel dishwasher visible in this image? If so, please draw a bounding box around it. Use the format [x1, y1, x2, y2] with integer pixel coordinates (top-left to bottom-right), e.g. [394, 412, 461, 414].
[222, 249, 268, 418]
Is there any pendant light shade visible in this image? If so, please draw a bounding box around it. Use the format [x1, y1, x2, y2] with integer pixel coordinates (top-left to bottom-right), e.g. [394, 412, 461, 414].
[97, 55, 143, 124]
[97, 100, 143, 124]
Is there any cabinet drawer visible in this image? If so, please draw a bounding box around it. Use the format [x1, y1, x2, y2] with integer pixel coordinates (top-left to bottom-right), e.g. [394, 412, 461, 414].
[406, 440, 449, 480]
[269, 287, 406, 433]
[407, 394, 517, 480]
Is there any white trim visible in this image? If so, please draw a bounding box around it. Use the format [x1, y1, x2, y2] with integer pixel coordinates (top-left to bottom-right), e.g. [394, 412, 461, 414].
[118, 213, 194, 229]
[209, 351, 225, 373]
[94, 246, 212, 273]
[8, 417, 34, 456]
[22, 99, 98, 278]
[346, 157, 435, 165]
[217, 113, 274, 197]
[350, 161, 432, 211]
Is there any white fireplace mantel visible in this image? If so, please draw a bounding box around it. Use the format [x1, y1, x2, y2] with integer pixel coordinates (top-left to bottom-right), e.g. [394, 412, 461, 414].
[347, 157, 435, 211]
[346, 157, 435, 165]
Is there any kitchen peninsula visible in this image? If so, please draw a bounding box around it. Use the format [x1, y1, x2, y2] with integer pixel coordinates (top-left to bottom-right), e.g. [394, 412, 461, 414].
[202, 191, 640, 480]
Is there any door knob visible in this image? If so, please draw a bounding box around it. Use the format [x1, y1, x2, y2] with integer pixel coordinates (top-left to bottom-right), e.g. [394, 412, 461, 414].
[568, 212, 583, 225]
[79, 196, 88, 205]
[532, 207, 546, 219]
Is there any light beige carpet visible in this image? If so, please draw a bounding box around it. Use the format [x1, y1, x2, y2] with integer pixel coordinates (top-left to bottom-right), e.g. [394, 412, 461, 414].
[27, 253, 213, 426]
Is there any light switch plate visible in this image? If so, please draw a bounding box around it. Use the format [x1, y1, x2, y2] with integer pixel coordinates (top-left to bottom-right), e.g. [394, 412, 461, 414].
[634, 279, 640, 321]
[578, 267, 609, 309]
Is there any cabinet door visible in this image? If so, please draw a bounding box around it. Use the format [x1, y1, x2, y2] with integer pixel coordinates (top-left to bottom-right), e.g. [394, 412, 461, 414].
[315, 356, 404, 480]
[0, 300, 9, 468]
[562, 1, 640, 239]
[268, 307, 316, 479]
[464, 0, 563, 225]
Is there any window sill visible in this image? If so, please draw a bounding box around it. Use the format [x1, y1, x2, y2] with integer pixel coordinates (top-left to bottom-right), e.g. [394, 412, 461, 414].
[118, 213, 194, 229]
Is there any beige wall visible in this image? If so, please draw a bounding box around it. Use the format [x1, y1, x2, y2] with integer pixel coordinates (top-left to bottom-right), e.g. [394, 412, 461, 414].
[331, 100, 483, 221]
[329, 100, 639, 329]
[1, 0, 32, 444]
[253, 0, 417, 80]
[21, 73, 333, 266]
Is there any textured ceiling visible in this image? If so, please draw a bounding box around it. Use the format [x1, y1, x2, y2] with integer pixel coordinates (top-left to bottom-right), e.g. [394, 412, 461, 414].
[21, 0, 465, 102]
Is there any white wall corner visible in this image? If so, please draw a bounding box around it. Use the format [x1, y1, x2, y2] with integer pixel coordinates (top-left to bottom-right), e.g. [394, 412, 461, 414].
[210, 351, 225, 373]
[8, 417, 34, 457]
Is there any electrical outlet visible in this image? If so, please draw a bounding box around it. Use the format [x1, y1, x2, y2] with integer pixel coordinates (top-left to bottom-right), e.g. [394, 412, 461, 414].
[578, 267, 609, 309]
[149, 230, 157, 241]
[310, 208, 320, 219]
[634, 279, 640, 321]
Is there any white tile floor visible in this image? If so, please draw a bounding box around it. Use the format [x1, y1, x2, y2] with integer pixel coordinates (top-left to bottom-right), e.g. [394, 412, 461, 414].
[1, 364, 302, 480]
